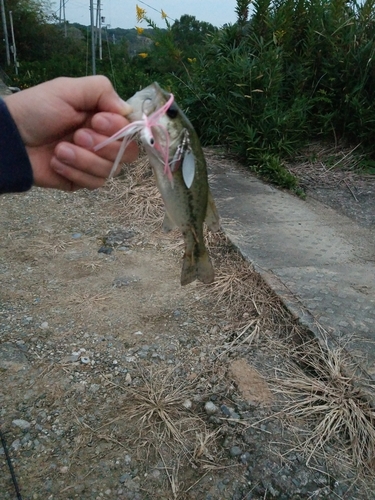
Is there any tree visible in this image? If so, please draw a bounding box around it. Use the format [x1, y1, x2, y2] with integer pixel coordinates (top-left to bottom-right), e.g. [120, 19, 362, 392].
[170, 15, 217, 56]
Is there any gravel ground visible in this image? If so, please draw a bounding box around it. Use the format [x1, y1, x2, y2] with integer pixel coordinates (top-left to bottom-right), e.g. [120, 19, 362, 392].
[1, 158, 375, 499]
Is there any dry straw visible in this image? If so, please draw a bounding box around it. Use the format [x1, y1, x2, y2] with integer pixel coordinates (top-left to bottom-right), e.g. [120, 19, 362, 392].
[273, 335, 375, 473]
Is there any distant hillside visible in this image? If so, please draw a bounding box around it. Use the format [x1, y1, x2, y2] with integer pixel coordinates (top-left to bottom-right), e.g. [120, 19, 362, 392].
[69, 23, 158, 56]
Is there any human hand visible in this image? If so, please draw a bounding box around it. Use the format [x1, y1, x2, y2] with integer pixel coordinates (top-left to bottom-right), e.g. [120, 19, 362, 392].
[4, 75, 138, 191]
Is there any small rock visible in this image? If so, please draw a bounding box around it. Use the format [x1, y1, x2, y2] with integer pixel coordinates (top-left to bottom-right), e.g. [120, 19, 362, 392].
[59, 466, 69, 474]
[11, 439, 21, 451]
[119, 473, 131, 484]
[98, 246, 113, 255]
[40, 322, 49, 330]
[204, 401, 218, 415]
[12, 419, 31, 430]
[80, 356, 90, 364]
[183, 399, 192, 410]
[113, 276, 140, 287]
[230, 446, 243, 457]
[71, 233, 82, 239]
[125, 373, 132, 385]
[61, 353, 80, 363]
[21, 433, 31, 445]
[133, 331, 143, 336]
[220, 404, 232, 417]
[240, 452, 252, 464]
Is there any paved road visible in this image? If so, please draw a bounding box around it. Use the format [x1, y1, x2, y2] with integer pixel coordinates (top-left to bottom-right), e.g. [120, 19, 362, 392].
[210, 161, 375, 379]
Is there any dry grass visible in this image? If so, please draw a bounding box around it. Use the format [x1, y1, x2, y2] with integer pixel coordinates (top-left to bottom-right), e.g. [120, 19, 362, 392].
[273, 335, 375, 473]
[30, 234, 73, 256]
[119, 365, 224, 470]
[102, 158, 164, 228]
[286, 141, 372, 189]
[203, 234, 282, 324]
[67, 290, 113, 312]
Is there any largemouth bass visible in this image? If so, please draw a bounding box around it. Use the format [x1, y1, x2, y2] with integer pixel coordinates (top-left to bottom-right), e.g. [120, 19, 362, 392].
[128, 83, 220, 285]
[95, 82, 220, 285]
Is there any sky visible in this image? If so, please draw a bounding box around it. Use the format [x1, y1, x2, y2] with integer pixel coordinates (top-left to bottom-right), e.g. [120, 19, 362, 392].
[60, 0, 238, 30]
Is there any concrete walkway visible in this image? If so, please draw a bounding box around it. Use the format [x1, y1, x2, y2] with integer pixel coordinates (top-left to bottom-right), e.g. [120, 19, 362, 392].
[210, 162, 375, 378]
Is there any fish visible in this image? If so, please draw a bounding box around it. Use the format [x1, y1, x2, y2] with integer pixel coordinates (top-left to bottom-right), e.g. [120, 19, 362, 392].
[94, 82, 220, 285]
[127, 83, 220, 286]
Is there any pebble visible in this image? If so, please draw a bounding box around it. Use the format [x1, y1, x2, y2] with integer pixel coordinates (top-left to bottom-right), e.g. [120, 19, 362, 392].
[240, 452, 252, 464]
[183, 399, 192, 410]
[80, 356, 90, 364]
[119, 473, 131, 483]
[12, 418, 31, 430]
[40, 322, 49, 329]
[63, 353, 80, 363]
[204, 401, 218, 415]
[220, 404, 232, 417]
[230, 446, 243, 457]
[98, 246, 113, 255]
[71, 233, 82, 239]
[11, 439, 21, 451]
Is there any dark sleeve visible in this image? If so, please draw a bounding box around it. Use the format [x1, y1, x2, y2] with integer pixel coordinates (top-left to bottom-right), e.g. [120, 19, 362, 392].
[0, 98, 33, 194]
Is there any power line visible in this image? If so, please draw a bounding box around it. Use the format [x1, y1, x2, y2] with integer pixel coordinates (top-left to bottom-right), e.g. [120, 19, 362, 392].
[137, 0, 176, 23]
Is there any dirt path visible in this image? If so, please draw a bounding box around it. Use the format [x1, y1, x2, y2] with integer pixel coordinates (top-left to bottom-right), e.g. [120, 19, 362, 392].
[1, 160, 374, 499]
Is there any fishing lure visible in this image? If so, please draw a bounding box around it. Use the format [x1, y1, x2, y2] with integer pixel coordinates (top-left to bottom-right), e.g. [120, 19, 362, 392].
[94, 93, 175, 182]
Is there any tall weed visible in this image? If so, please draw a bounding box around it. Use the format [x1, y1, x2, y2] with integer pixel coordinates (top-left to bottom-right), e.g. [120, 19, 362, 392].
[108, 1, 375, 188]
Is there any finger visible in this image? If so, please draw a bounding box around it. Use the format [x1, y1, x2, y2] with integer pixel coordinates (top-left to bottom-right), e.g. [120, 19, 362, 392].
[50, 156, 108, 190]
[55, 75, 131, 115]
[53, 142, 126, 180]
[91, 112, 131, 136]
[73, 129, 139, 163]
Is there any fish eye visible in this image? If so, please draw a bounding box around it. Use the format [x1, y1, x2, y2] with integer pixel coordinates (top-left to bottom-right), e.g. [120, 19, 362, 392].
[166, 104, 178, 119]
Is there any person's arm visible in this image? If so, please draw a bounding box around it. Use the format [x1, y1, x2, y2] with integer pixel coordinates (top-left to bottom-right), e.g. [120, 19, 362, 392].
[0, 98, 33, 194]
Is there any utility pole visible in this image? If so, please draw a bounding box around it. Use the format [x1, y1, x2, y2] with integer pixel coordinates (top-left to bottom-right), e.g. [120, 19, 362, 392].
[90, 0, 96, 74]
[99, 14, 103, 61]
[9, 10, 17, 75]
[63, 0, 67, 37]
[95, 0, 103, 61]
[0, 0, 10, 65]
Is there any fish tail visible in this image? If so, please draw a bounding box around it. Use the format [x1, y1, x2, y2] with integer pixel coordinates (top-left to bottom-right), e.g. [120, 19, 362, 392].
[181, 246, 215, 286]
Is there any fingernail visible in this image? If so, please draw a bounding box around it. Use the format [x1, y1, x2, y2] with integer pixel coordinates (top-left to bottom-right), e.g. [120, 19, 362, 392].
[76, 130, 94, 148]
[95, 115, 111, 133]
[119, 99, 132, 116]
[56, 144, 76, 163]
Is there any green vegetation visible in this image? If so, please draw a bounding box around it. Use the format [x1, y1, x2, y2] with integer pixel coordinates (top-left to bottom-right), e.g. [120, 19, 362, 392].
[1, 0, 375, 190]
